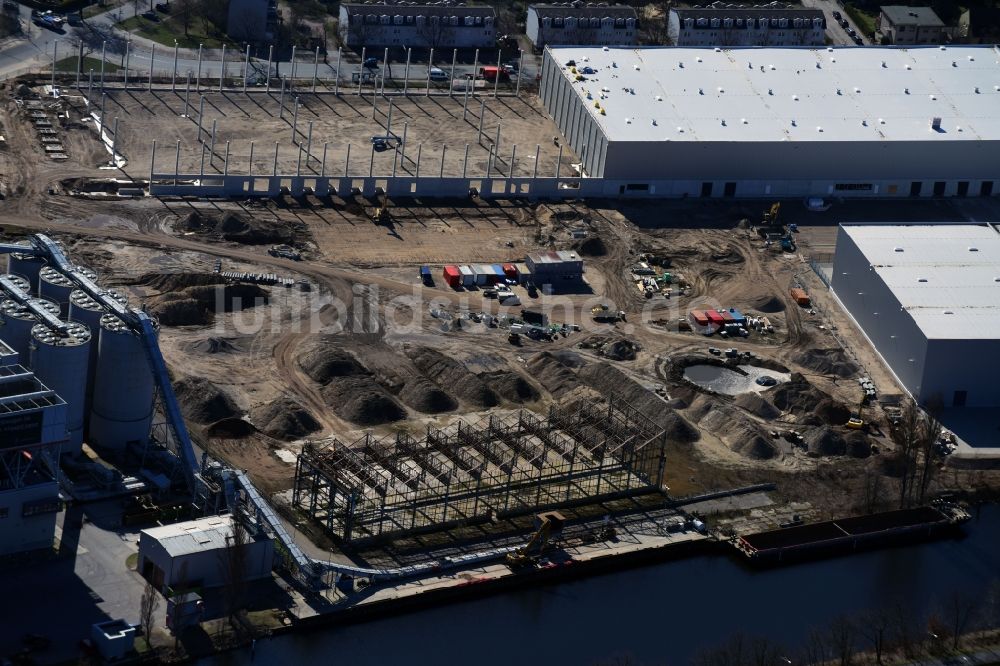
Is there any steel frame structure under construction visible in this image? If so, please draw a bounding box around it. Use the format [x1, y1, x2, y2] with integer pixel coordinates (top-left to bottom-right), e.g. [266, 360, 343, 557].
[293, 399, 668, 543]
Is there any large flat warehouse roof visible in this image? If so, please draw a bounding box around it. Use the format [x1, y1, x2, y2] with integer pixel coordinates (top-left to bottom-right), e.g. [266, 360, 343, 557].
[545, 45, 1000, 143]
[842, 223, 1000, 340]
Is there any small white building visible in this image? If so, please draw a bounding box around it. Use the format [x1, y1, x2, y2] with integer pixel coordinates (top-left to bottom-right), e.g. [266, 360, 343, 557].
[878, 6, 945, 45]
[138, 516, 274, 591]
[527, 3, 638, 50]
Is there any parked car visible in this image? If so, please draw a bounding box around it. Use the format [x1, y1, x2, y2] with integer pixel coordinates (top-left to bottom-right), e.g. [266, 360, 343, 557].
[853, 35, 864, 45]
[832, 10, 842, 20]
[429, 67, 448, 81]
[141, 10, 159, 21]
[363, 57, 379, 69]
[847, 27, 856, 37]
[755, 375, 778, 387]
[155, 1, 170, 11]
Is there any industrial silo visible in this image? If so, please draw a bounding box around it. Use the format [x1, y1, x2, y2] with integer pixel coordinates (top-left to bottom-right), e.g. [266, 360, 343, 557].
[0, 274, 31, 294]
[89, 311, 156, 452]
[39, 265, 98, 317]
[0, 298, 60, 362]
[69, 288, 128, 424]
[30, 321, 91, 454]
[7, 253, 46, 293]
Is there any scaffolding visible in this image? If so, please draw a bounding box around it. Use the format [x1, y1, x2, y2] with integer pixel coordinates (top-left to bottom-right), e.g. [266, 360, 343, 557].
[293, 399, 668, 543]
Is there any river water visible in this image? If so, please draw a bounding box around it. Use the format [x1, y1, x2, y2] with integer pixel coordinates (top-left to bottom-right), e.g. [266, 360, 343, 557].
[206, 505, 1000, 666]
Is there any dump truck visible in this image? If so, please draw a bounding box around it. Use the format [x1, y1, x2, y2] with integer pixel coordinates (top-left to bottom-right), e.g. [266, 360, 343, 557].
[591, 304, 625, 322]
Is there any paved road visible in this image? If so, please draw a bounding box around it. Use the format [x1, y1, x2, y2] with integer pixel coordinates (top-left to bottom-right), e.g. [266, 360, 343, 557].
[0, 3, 540, 89]
[800, 0, 871, 45]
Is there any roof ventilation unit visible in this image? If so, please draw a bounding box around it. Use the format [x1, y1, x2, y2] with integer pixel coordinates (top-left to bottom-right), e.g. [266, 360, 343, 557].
[931, 117, 942, 130]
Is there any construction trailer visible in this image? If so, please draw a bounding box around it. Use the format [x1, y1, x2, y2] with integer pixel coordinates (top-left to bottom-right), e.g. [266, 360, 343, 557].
[442, 265, 461, 288]
[292, 399, 668, 544]
[525, 251, 584, 289]
[458, 265, 475, 288]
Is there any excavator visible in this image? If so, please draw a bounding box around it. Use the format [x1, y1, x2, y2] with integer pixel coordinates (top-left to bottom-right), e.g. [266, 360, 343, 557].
[506, 511, 566, 568]
[763, 202, 781, 225]
[371, 188, 390, 224]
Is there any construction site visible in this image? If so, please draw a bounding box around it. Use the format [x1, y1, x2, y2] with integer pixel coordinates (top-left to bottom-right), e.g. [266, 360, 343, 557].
[0, 48, 999, 663]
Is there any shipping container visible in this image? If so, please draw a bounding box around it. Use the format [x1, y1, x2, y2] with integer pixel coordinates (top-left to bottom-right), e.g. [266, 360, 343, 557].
[727, 308, 746, 325]
[502, 263, 517, 278]
[705, 310, 726, 324]
[790, 287, 810, 306]
[719, 310, 735, 323]
[514, 263, 532, 285]
[458, 265, 475, 287]
[491, 264, 506, 282]
[521, 309, 548, 326]
[689, 309, 709, 326]
[443, 265, 461, 288]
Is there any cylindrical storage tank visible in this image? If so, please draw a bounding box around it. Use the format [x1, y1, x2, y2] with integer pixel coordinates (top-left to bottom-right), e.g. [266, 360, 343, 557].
[39, 265, 98, 317]
[30, 321, 91, 454]
[7, 253, 46, 293]
[89, 311, 156, 452]
[69, 288, 129, 426]
[0, 274, 31, 295]
[0, 298, 59, 362]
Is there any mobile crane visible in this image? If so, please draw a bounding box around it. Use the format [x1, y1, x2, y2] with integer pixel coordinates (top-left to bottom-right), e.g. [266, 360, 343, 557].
[506, 511, 566, 568]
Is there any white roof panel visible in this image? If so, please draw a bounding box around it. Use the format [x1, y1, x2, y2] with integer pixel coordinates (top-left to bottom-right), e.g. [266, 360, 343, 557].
[142, 516, 233, 557]
[547, 45, 1000, 143]
[842, 224, 1000, 340]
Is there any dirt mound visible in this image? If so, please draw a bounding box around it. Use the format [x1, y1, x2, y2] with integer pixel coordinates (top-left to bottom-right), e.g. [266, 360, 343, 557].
[734, 393, 781, 420]
[206, 418, 257, 439]
[251, 397, 322, 440]
[697, 403, 777, 459]
[710, 249, 745, 264]
[794, 349, 860, 379]
[398, 377, 458, 414]
[601, 339, 640, 361]
[526, 352, 582, 397]
[175, 212, 297, 246]
[805, 427, 847, 457]
[173, 377, 242, 424]
[187, 337, 242, 354]
[140, 272, 225, 292]
[815, 398, 851, 426]
[321, 376, 406, 426]
[409, 347, 498, 408]
[752, 295, 785, 313]
[844, 431, 872, 458]
[578, 363, 700, 443]
[483, 371, 542, 403]
[735, 434, 780, 460]
[770, 373, 825, 414]
[298, 344, 367, 384]
[151, 298, 206, 326]
[574, 236, 607, 257]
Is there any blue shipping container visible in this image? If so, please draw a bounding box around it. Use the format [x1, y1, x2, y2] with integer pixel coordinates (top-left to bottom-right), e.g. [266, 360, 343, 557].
[728, 308, 746, 324]
[420, 266, 431, 277]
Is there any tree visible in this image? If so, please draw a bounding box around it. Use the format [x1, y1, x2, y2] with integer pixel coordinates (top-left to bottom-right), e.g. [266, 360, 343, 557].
[861, 469, 885, 514]
[175, 0, 196, 37]
[946, 590, 979, 650]
[857, 608, 891, 664]
[220, 513, 250, 628]
[916, 396, 943, 504]
[132, 0, 142, 18]
[828, 616, 855, 666]
[139, 579, 160, 649]
[892, 400, 922, 508]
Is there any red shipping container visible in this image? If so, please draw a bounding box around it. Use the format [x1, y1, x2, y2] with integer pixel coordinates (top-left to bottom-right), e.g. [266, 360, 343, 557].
[706, 310, 725, 324]
[720, 310, 735, 322]
[443, 265, 461, 288]
[689, 309, 709, 325]
[502, 263, 517, 278]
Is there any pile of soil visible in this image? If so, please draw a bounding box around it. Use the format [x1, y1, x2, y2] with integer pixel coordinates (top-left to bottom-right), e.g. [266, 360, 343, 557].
[408, 347, 498, 408]
[398, 377, 458, 414]
[749, 293, 786, 313]
[734, 393, 781, 420]
[298, 343, 367, 384]
[321, 376, 406, 426]
[601, 338, 640, 361]
[251, 397, 322, 441]
[578, 362, 699, 444]
[206, 418, 257, 439]
[175, 212, 299, 246]
[698, 404, 777, 459]
[710, 249, 745, 264]
[525, 352, 582, 397]
[770, 373, 826, 415]
[814, 398, 852, 426]
[735, 433, 781, 460]
[150, 283, 268, 327]
[483, 371, 541, 404]
[794, 349, 860, 379]
[805, 427, 847, 457]
[139, 272, 226, 292]
[573, 236, 607, 257]
[173, 377, 242, 424]
[844, 430, 872, 458]
[187, 337, 242, 354]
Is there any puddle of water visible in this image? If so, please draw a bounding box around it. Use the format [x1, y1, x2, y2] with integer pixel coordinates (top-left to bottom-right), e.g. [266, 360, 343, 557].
[683, 364, 790, 395]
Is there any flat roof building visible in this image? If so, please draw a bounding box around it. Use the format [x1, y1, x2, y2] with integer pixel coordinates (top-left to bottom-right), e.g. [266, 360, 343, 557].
[338, 3, 497, 49]
[831, 223, 1000, 408]
[668, 8, 826, 47]
[540, 45, 1000, 198]
[878, 6, 945, 45]
[527, 3, 637, 50]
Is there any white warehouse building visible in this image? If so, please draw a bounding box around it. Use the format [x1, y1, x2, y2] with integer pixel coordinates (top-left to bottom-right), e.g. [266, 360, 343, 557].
[539, 45, 1000, 198]
[831, 223, 1000, 409]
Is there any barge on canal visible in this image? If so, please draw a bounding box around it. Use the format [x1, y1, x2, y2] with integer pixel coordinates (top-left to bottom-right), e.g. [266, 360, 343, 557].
[734, 503, 970, 563]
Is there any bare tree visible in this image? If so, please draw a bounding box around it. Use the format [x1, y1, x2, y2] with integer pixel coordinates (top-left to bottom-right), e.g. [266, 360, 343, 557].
[893, 400, 922, 508]
[858, 608, 892, 664]
[946, 590, 979, 650]
[916, 396, 944, 504]
[828, 616, 855, 666]
[861, 470, 885, 514]
[220, 513, 250, 628]
[175, 0, 196, 37]
[890, 600, 919, 659]
[132, 0, 143, 18]
[801, 627, 830, 665]
[139, 579, 160, 649]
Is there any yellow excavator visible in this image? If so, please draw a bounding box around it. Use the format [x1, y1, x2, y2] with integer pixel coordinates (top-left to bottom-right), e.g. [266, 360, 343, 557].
[506, 511, 566, 568]
[763, 202, 781, 225]
[371, 188, 390, 224]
